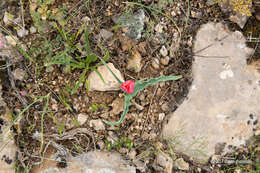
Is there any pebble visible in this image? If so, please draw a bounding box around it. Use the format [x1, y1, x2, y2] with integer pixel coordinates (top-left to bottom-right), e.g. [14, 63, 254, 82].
[161, 103, 169, 112]
[51, 103, 58, 111]
[30, 26, 37, 34]
[174, 158, 189, 171]
[160, 45, 168, 57]
[156, 152, 173, 173]
[5, 35, 17, 46]
[255, 130, 260, 136]
[17, 29, 29, 38]
[128, 149, 137, 160]
[158, 113, 165, 121]
[3, 12, 12, 26]
[160, 56, 170, 65]
[89, 119, 105, 131]
[77, 113, 88, 125]
[12, 68, 26, 81]
[151, 58, 160, 69]
[96, 140, 105, 150]
[155, 23, 163, 33]
[171, 10, 177, 17]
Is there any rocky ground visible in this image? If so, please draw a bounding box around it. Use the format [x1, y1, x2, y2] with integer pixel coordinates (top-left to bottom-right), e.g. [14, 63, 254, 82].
[0, 0, 259, 173]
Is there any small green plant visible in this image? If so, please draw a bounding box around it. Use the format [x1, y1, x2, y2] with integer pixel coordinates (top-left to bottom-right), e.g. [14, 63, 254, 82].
[105, 137, 134, 151]
[90, 103, 108, 112]
[98, 56, 182, 126]
[49, 27, 108, 94]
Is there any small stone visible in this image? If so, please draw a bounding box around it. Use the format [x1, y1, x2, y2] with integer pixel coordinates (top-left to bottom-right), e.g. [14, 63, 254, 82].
[151, 58, 160, 69]
[156, 152, 173, 173]
[133, 101, 144, 111]
[254, 130, 260, 136]
[174, 158, 189, 171]
[88, 63, 125, 91]
[77, 113, 88, 125]
[127, 49, 143, 73]
[191, 11, 201, 18]
[158, 113, 165, 121]
[160, 56, 170, 65]
[113, 9, 145, 40]
[155, 23, 163, 33]
[30, 26, 37, 34]
[160, 45, 168, 57]
[161, 103, 169, 112]
[138, 42, 147, 55]
[17, 29, 29, 38]
[171, 10, 177, 17]
[12, 68, 25, 81]
[128, 149, 137, 160]
[81, 16, 91, 23]
[139, 93, 145, 101]
[5, 35, 17, 46]
[110, 98, 124, 115]
[89, 119, 105, 131]
[51, 103, 58, 111]
[3, 12, 12, 26]
[96, 29, 113, 41]
[96, 140, 105, 150]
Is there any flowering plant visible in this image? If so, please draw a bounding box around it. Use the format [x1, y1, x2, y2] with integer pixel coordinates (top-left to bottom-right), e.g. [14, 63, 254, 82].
[98, 56, 182, 125]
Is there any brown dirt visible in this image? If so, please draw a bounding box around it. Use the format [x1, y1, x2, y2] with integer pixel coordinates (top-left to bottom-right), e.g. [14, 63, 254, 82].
[0, 0, 259, 172]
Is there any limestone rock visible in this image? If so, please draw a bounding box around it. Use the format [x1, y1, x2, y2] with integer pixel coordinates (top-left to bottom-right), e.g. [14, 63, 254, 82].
[160, 45, 168, 57]
[0, 103, 17, 173]
[174, 158, 189, 171]
[89, 119, 105, 131]
[34, 151, 136, 173]
[12, 68, 26, 81]
[156, 152, 173, 173]
[162, 22, 259, 164]
[77, 113, 87, 125]
[218, 0, 252, 28]
[110, 97, 124, 115]
[113, 9, 145, 40]
[88, 63, 124, 91]
[127, 49, 143, 73]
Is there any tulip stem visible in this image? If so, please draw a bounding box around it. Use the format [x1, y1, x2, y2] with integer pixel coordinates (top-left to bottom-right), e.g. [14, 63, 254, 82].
[98, 54, 123, 84]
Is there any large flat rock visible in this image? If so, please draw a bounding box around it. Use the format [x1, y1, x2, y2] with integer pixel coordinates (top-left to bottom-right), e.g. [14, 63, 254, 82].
[33, 151, 136, 173]
[162, 22, 260, 164]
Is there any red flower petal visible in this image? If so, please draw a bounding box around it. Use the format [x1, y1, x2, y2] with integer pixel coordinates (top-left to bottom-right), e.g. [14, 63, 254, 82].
[121, 80, 135, 94]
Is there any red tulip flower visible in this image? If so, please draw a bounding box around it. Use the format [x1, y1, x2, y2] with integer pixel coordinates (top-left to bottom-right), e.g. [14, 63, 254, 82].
[121, 80, 135, 94]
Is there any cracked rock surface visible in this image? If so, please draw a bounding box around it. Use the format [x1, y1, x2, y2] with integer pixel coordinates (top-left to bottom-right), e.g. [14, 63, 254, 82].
[162, 22, 260, 164]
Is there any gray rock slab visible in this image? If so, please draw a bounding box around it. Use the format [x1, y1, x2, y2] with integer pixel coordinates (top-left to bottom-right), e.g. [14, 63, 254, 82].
[113, 9, 145, 40]
[37, 151, 136, 173]
[0, 100, 17, 173]
[162, 22, 260, 164]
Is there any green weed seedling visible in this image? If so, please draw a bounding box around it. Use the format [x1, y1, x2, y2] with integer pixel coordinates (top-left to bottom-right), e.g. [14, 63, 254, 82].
[49, 27, 108, 95]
